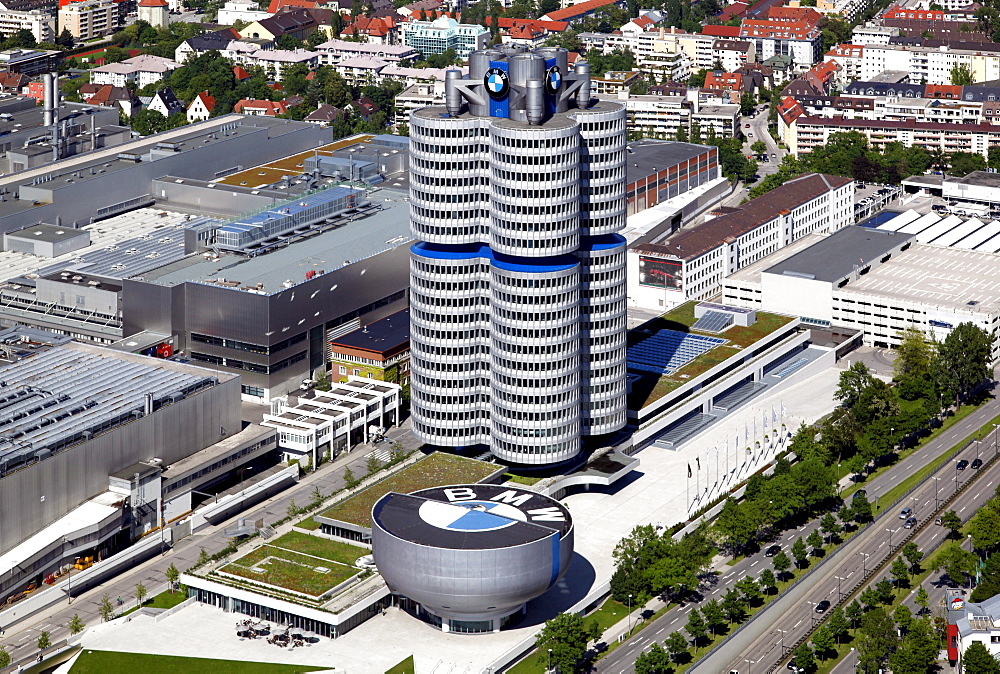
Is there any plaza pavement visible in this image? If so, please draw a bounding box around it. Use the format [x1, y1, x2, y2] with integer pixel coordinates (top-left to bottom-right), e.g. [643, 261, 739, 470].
[76, 367, 845, 674]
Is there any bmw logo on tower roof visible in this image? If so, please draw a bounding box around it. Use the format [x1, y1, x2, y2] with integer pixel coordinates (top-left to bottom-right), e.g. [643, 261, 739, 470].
[485, 67, 510, 100]
[545, 65, 562, 95]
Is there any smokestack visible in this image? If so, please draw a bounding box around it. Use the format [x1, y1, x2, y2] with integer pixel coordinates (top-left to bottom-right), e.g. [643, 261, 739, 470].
[42, 73, 53, 127]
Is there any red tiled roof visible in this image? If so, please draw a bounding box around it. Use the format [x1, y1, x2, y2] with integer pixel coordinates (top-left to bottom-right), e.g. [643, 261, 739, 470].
[924, 84, 961, 99]
[541, 0, 619, 22]
[233, 66, 251, 80]
[717, 2, 749, 21]
[189, 90, 216, 112]
[702, 24, 740, 37]
[705, 71, 744, 90]
[486, 16, 569, 31]
[739, 19, 819, 39]
[825, 44, 863, 58]
[766, 6, 820, 24]
[234, 99, 288, 115]
[796, 116, 1000, 132]
[138, 0, 168, 7]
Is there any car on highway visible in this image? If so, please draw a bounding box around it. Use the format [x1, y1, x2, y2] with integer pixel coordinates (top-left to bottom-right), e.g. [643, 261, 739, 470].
[764, 545, 781, 557]
[899, 507, 912, 519]
[958, 460, 969, 470]
[815, 600, 830, 613]
[935, 517, 943, 526]
[745, 123, 752, 128]
[972, 458, 983, 469]
[903, 517, 918, 529]
[853, 489, 867, 500]
[787, 663, 803, 672]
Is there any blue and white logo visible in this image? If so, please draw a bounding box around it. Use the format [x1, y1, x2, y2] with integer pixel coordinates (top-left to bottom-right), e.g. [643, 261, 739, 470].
[545, 65, 562, 95]
[419, 499, 525, 532]
[485, 67, 510, 100]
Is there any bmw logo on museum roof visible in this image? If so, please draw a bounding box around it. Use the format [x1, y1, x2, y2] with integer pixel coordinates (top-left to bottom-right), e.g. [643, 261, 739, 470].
[485, 67, 510, 100]
[545, 65, 562, 95]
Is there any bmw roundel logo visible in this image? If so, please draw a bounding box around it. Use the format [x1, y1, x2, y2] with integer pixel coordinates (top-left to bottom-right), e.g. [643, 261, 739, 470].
[545, 65, 562, 95]
[484, 67, 510, 100]
[418, 499, 525, 532]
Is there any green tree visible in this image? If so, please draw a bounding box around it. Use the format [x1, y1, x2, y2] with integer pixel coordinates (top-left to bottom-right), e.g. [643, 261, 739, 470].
[722, 587, 746, 624]
[751, 140, 768, 156]
[889, 616, 939, 674]
[739, 91, 755, 117]
[688, 68, 707, 87]
[665, 630, 688, 663]
[860, 586, 880, 609]
[701, 599, 725, 635]
[915, 586, 930, 614]
[324, 72, 351, 107]
[852, 492, 873, 523]
[129, 108, 168, 136]
[963, 641, 1000, 673]
[874, 578, 895, 604]
[791, 537, 808, 569]
[736, 575, 761, 607]
[99, 594, 114, 622]
[949, 150, 988, 177]
[951, 63, 976, 85]
[807, 529, 824, 555]
[614, 524, 658, 567]
[165, 562, 180, 591]
[811, 624, 834, 660]
[635, 642, 672, 674]
[535, 613, 601, 673]
[758, 568, 776, 594]
[0, 646, 9, 668]
[715, 498, 759, 553]
[934, 322, 993, 403]
[366, 454, 383, 475]
[846, 600, 864, 628]
[821, 513, 839, 543]
[828, 607, 850, 644]
[891, 557, 911, 588]
[342, 466, 359, 489]
[792, 643, 815, 671]
[68, 613, 85, 635]
[971, 501, 1000, 551]
[894, 603, 913, 632]
[903, 542, 923, 572]
[941, 510, 963, 538]
[37, 630, 51, 650]
[836, 362, 875, 409]
[894, 326, 935, 399]
[286, 499, 300, 518]
[685, 608, 707, 646]
[135, 581, 147, 608]
[858, 607, 898, 673]
[773, 550, 792, 580]
[935, 542, 977, 586]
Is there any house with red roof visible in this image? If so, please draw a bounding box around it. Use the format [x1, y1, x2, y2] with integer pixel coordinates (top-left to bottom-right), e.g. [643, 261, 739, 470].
[739, 19, 822, 72]
[187, 90, 215, 122]
[824, 44, 863, 83]
[342, 15, 397, 44]
[234, 98, 288, 116]
[702, 24, 740, 38]
[717, 2, 749, 23]
[539, 0, 625, 25]
[233, 65, 251, 81]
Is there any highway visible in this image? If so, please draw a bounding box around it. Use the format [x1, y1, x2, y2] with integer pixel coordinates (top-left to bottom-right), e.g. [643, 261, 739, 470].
[596, 394, 1000, 674]
[698, 426, 1000, 674]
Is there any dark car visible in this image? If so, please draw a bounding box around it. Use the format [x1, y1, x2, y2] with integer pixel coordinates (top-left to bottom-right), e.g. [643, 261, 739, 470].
[815, 600, 831, 613]
[972, 458, 983, 469]
[765, 545, 781, 557]
[853, 489, 867, 500]
[958, 460, 969, 470]
[903, 517, 918, 529]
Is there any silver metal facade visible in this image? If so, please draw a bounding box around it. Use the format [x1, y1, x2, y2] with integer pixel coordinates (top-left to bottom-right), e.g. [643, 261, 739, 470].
[408, 46, 628, 465]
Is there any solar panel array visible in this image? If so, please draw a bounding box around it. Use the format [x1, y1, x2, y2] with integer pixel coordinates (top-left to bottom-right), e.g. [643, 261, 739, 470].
[0, 344, 216, 473]
[691, 310, 734, 333]
[627, 330, 727, 376]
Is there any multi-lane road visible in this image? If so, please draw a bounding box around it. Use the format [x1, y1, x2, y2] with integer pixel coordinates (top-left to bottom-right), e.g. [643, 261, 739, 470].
[597, 392, 1000, 674]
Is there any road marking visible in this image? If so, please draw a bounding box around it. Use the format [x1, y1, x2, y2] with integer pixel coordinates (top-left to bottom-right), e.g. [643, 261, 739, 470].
[670, 617, 679, 625]
[657, 627, 665, 635]
[960, 506, 968, 513]
[751, 560, 759, 567]
[794, 619, 802, 628]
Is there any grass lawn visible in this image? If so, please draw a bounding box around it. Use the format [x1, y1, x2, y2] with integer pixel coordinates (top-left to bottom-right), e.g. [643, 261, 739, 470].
[385, 655, 415, 674]
[120, 589, 188, 616]
[318, 452, 499, 527]
[505, 473, 542, 486]
[627, 302, 795, 408]
[70, 650, 324, 673]
[218, 533, 366, 597]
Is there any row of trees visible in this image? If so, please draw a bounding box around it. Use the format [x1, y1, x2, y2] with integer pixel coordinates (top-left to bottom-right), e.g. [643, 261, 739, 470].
[608, 524, 716, 606]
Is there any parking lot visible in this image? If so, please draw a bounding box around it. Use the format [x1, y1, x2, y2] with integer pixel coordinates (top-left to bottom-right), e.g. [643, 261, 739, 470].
[854, 182, 902, 220]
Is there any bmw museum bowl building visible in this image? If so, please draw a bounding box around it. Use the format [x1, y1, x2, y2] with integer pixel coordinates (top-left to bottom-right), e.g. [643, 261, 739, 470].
[371, 483, 574, 633]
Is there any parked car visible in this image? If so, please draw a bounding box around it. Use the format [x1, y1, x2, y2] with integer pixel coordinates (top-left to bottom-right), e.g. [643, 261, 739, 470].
[899, 507, 912, 519]
[904, 517, 918, 529]
[958, 459, 969, 470]
[972, 458, 983, 469]
[765, 545, 781, 557]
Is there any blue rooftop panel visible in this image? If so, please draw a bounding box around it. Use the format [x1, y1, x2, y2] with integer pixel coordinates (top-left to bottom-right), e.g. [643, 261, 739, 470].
[411, 242, 490, 260]
[580, 233, 627, 251]
[492, 253, 579, 273]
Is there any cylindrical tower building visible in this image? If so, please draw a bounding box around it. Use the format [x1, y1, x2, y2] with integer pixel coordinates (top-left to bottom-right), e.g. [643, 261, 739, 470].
[409, 47, 627, 466]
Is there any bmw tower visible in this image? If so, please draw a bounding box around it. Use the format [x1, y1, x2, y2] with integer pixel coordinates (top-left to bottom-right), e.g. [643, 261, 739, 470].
[408, 46, 628, 466]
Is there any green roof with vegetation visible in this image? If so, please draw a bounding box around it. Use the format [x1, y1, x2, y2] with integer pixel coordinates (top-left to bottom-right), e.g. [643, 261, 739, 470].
[217, 532, 367, 598]
[627, 302, 796, 410]
[70, 650, 324, 674]
[317, 452, 499, 527]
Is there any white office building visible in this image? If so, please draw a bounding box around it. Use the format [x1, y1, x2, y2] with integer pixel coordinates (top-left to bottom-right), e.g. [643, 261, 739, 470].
[408, 46, 628, 465]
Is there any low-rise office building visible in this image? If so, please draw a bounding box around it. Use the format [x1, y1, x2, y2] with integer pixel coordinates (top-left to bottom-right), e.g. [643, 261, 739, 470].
[400, 16, 488, 57]
[329, 309, 409, 386]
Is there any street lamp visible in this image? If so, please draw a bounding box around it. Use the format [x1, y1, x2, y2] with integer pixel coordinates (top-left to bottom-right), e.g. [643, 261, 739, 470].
[886, 527, 894, 551]
[975, 439, 981, 463]
[777, 628, 788, 655]
[745, 658, 755, 674]
[627, 594, 633, 634]
[835, 575, 845, 600]
[547, 648, 552, 672]
[63, 537, 71, 604]
[956, 458, 961, 492]
[859, 551, 870, 576]
[993, 424, 999, 457]
[933, 476, 942, 509]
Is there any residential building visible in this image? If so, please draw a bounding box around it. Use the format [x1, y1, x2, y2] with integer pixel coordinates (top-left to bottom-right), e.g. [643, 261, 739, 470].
[80, 83, 141, 116]
[91, 54, 180, 89]
[393, 80, 444, 126]
[59, 0, 121, 40]
[739, 18, 823, 72]
[603, 90, 740, 138]
[340, 15, 397, 44]
[313, 39, 419, 66]
[0, 72, 26, 92]
[400, 16, 488, 58]
[143, 88, 184, 117]
[137, 0, 168, 28]
[408, 47, 628, 464]
[0, 48, 60, 76]
[712, 39, 755, 72]
[304, 103, 343, 124]
[239, 8, 322, 41]
[217, 0, 270, 24]
[628, 173, 854, 310]
[333, 56, 462, 87]
[187, 90, 215, 122]
[174, 28, 242, 63]
[239, 48, 318, 79]
[539, 0, 624, 24]
[328, 309, 409, 385]
[590, 70, 640, 96]
[825, 44, 864, 83]
[234, 98, 289, 115]
[859, 40, 1000, 84]
[346, 96, 378, 121]
[0, 10, 53, 44]
[852, 23, 899, 44]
